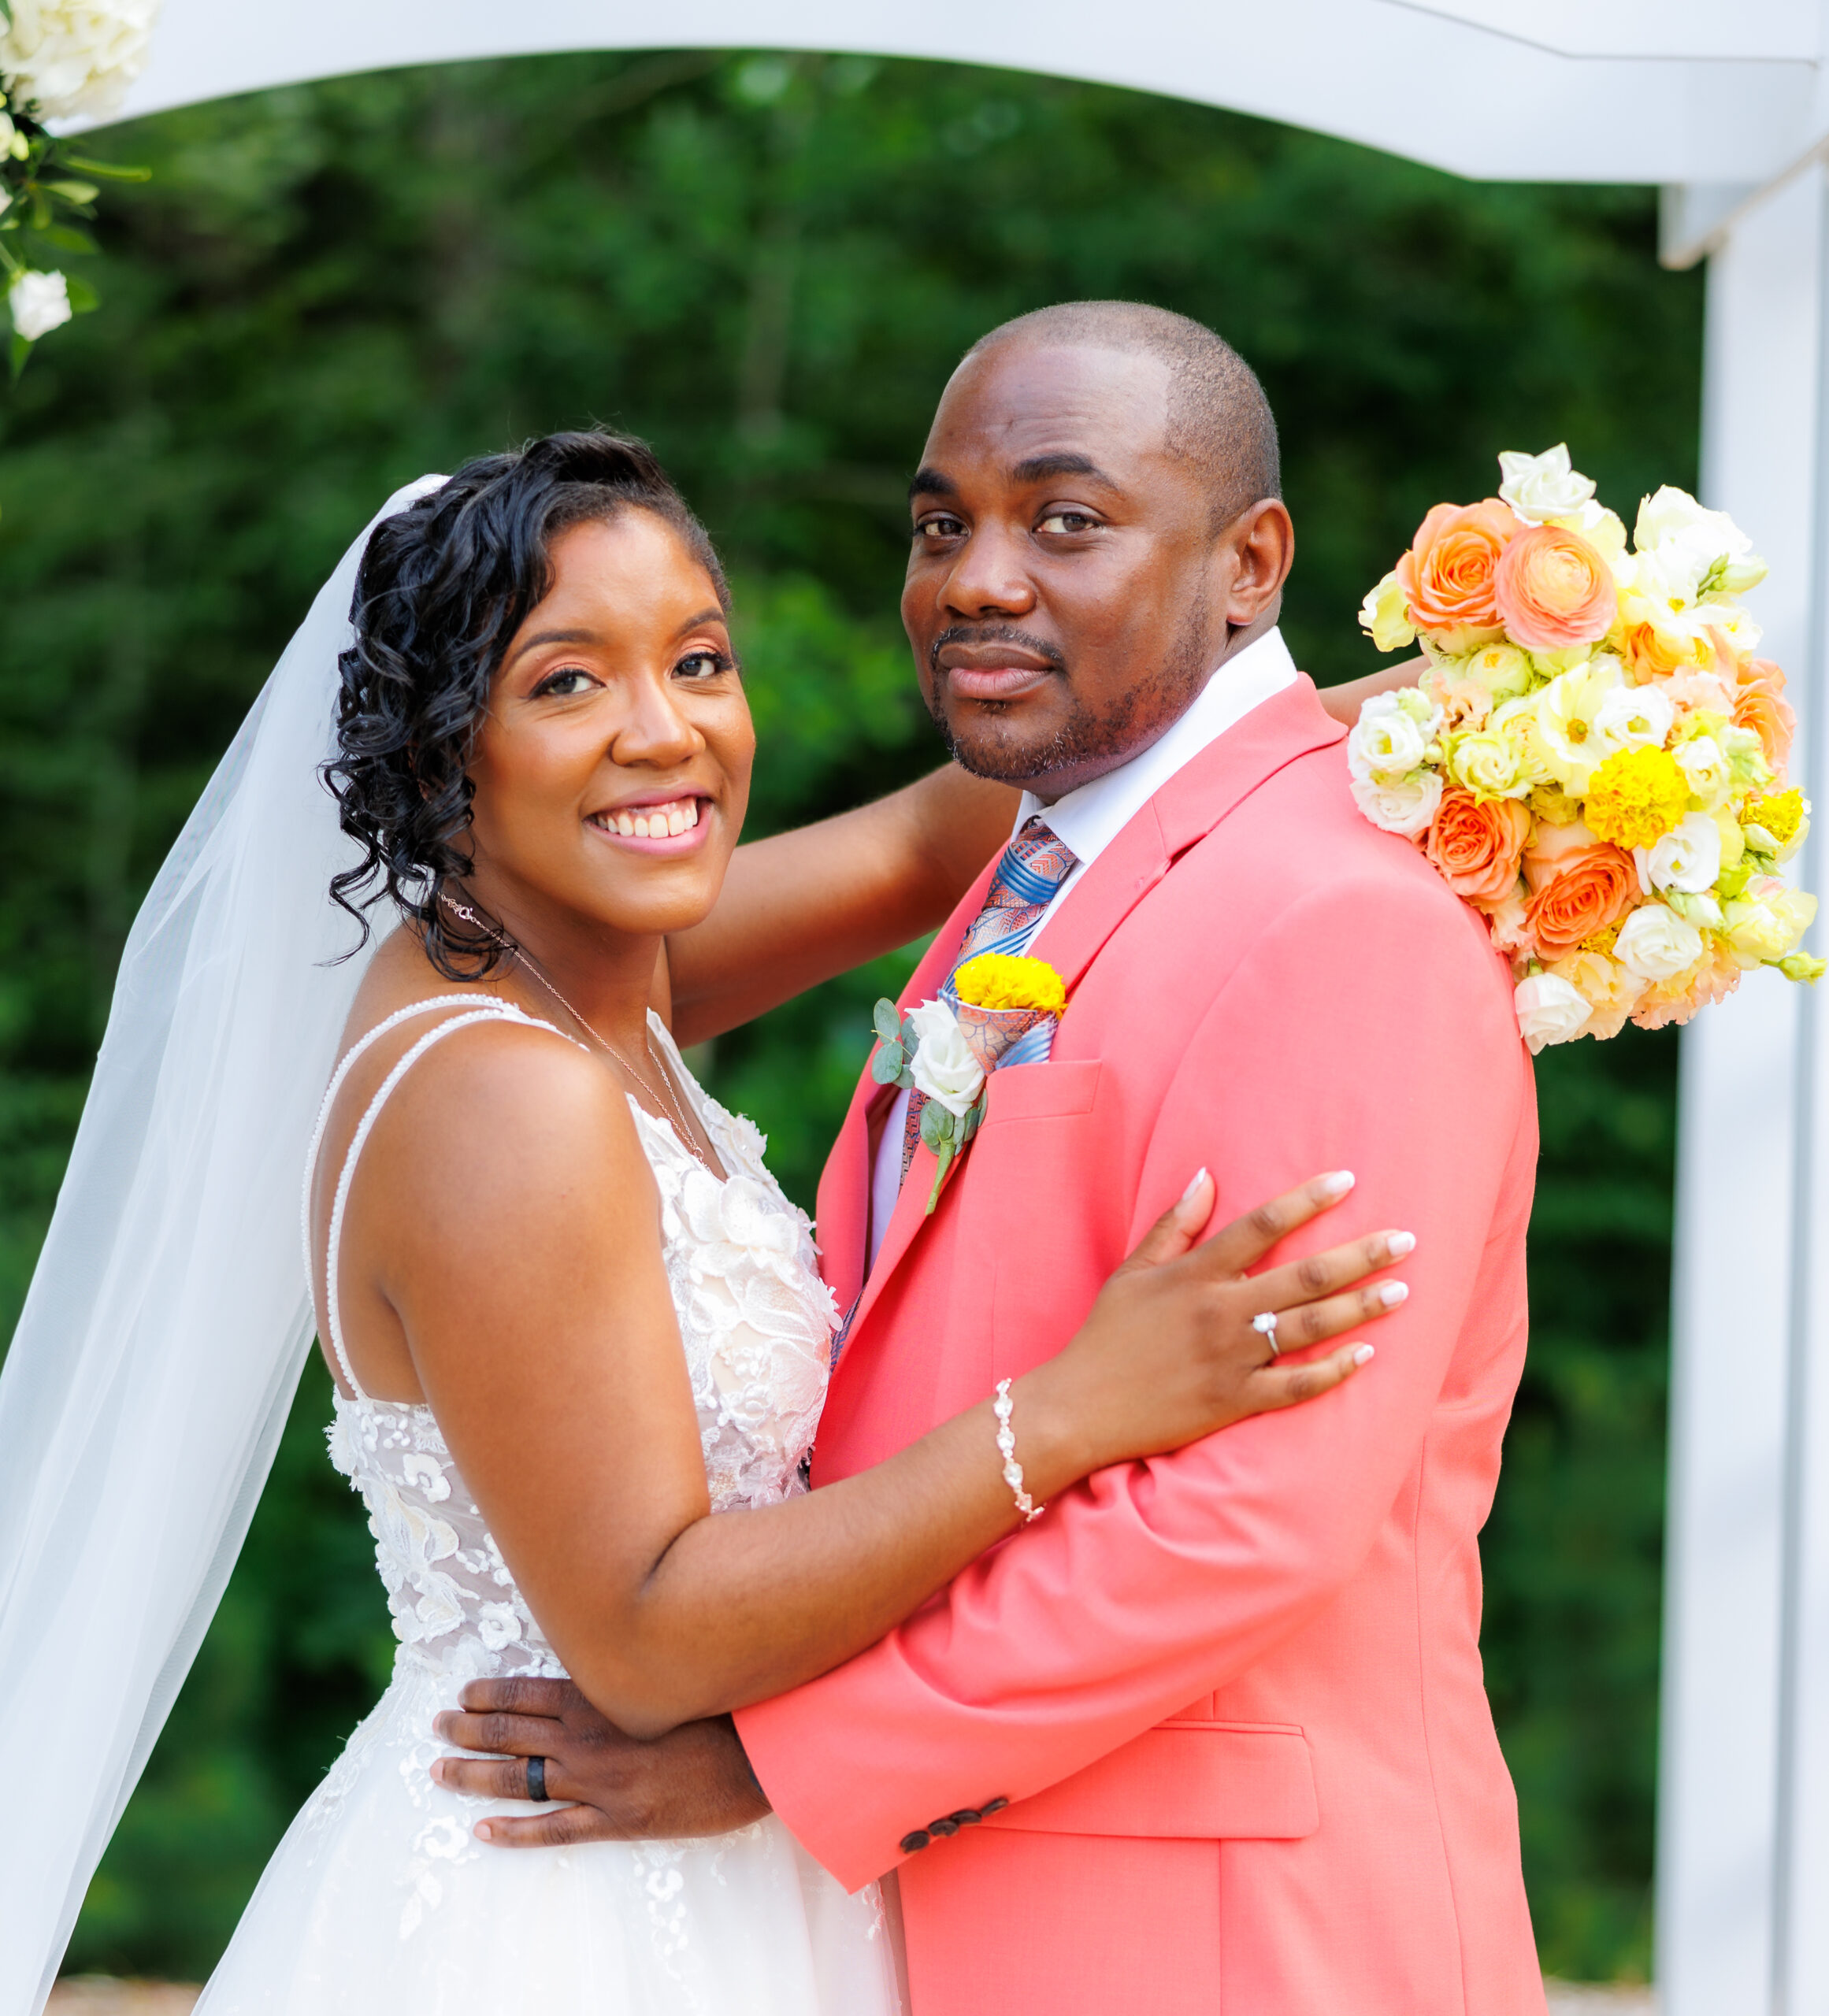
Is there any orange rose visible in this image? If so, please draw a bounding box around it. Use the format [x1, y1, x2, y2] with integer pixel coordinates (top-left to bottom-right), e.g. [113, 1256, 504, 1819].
[1621, 619, 1688, 681]
[1521, 821, 1641, 958]
[1493, 524, 1618, 650]
[1394, 499, 1517, 651]
[1734, 657, 1796, 781]
[1425, 789, 1531, 905]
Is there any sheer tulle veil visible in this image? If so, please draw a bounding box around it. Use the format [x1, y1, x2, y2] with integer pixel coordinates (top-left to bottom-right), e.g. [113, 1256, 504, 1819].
[0, 477, 443, 2013]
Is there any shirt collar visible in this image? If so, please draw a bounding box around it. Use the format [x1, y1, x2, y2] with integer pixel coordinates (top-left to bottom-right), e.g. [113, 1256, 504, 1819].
[1015, 625, 1299, 866]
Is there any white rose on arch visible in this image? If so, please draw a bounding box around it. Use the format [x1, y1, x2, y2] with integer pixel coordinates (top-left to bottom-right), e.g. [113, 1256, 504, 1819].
[0, 0, 161, 122]
[9, 269, 70, 341]
[905, 999, 985, 1118]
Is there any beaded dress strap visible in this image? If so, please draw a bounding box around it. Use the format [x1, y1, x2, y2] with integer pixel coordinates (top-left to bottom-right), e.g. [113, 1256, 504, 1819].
[305, 998, 573, 1402]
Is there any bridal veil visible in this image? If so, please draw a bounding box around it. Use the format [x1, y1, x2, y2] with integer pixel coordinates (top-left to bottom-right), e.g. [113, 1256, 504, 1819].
[0, 478, 442, 2014]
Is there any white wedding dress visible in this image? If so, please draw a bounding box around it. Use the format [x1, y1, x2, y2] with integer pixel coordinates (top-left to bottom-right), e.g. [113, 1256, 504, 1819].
[195, 996, 902, 2016]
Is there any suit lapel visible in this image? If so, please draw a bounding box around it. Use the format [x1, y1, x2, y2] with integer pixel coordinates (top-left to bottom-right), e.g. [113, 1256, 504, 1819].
[824, 679, 1345, 1363]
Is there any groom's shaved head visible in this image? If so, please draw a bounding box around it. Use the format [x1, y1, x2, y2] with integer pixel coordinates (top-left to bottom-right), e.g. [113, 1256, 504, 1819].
[964, 302, 1280, 530]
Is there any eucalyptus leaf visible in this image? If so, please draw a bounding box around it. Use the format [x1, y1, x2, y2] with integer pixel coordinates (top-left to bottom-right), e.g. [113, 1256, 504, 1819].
[869, 1044, 905, 1085]
[872, 999, 902, 1045]
[919, 1100, 953, 1152]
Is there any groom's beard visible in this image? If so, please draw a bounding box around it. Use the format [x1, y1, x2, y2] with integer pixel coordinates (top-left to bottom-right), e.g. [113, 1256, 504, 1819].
[926, 591, 1214, 788]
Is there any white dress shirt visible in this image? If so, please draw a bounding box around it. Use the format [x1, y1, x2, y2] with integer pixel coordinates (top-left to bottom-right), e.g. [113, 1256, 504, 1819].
[866, 625, 1300, 1269]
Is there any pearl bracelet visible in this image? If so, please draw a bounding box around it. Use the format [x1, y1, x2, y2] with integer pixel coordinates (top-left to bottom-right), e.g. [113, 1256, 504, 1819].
[993, 1377, 1044, 1523]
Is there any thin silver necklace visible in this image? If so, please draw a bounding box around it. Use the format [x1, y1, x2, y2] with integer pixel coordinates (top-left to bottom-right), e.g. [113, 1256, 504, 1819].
[437, 893, 713, 1169]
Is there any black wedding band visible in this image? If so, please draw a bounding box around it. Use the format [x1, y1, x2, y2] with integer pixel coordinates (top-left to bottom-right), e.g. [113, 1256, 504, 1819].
[526, 1755, 550, 1803]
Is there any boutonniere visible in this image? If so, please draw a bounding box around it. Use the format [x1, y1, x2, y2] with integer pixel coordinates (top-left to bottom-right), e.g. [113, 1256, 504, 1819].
[870, 953, 1070, 1214]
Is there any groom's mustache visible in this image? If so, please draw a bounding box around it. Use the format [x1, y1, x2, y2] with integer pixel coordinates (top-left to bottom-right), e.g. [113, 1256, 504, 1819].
[927, 624, 1068, 676]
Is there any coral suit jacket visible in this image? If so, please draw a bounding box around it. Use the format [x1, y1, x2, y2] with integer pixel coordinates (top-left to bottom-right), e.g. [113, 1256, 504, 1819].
[734, 677, 1547, 2016]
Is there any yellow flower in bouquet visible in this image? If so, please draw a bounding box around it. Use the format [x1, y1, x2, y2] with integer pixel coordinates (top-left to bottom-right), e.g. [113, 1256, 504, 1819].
[1351, 444, 1820, 1051]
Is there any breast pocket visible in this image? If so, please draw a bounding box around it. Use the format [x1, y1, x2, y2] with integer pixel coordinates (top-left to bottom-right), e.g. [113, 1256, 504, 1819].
[984, 1058, 1102, 1122]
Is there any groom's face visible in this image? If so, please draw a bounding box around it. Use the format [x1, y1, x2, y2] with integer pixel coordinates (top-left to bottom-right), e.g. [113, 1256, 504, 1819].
[903, 339, 1289, 799]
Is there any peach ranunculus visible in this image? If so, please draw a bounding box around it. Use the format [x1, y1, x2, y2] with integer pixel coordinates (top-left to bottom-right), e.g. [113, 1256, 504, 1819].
[1493, 523, 1619, 650]
[1394, 500, 1518, 652]
[1520, 819, 1642, 959]
[1425, 788, 1531, 906]
[1734, 657, 1797, 782]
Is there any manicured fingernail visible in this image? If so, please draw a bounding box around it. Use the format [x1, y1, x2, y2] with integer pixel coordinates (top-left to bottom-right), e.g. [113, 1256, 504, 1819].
[1379, 1281, 1408, 1307]
[476, 1822, 493, 1842]
[1181, 1167, 1210, 1203]
[1319, 1171, 1355, 1198]
[1387, 1231, 1417, 1258]
[430, 1759, 444, 1784]
[1353, 1344, 1375, 1365]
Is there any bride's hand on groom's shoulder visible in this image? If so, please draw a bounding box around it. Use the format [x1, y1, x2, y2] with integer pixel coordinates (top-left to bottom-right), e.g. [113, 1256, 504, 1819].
[431, 1679, 770, 1847]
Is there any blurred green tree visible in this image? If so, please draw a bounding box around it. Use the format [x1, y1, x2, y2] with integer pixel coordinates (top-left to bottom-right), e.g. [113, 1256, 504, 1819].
[0, 49, 1699, 1984]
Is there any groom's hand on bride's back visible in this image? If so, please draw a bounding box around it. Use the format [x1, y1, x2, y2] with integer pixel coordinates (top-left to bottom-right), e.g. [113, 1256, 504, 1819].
[432, 1678, 770, 1846]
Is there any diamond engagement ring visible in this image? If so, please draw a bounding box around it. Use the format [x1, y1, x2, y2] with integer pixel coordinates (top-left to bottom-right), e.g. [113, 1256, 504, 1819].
[1252, 1310, 1281, 1359]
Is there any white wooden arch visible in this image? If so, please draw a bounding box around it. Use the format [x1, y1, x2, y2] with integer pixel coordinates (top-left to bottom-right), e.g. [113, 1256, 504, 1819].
[99, 8, 1829, 2010]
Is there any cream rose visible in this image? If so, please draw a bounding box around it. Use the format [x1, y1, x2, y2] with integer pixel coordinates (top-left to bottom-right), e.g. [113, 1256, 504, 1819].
[1724, 878, 1817, 967]
[906, 1000, 985, 1117]
[1513, 973, 1592, 1054]
[1446, 730, 1529, 801]
[1350, 768, 1443, 839]
[1615, 902, 1706, 983]
[1633, 812, 1723, 897]
[1359, 570, 1416, 654]
[1497, 445, 1597, 525]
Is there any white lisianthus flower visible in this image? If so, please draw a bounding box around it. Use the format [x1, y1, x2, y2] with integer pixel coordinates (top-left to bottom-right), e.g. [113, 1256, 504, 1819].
[1634, 484, 1768, 602]
[1724, 878, 1817, 966]
[1346, 689, 1438, 783]
[9, 269, 70, 341]
[1447, 730, 1529, 801]
[1616, 902, 1707, 983]
[1673, 733, 1732, 811]
[1349, 767, 1443, 839]
[906, 999, 985, 1117]
[1359, 569, 1416, 653]
[0, 0, 161, 121]
[1534, 656, 1623, 789]
[1513, 973, 1592, 1054]
[1498, 445, 1597, 525]
[1634, 812, 1723, 896]
[1591, 679, 1675, 754]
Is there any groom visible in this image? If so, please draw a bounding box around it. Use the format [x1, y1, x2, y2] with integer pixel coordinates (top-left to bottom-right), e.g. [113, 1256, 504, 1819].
[440, 303, 1545, 2014]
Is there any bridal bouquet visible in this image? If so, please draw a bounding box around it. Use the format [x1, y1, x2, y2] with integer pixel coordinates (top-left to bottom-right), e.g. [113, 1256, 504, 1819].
[872, 954, 1068, 1211]
[1352, 446, 1821, 1052]
[0, 0, 158, 369]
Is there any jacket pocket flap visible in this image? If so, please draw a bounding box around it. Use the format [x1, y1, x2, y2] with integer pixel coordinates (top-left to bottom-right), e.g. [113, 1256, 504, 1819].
[985, 1059, 1102, 1121]
[980, 1724, 1318, 1841]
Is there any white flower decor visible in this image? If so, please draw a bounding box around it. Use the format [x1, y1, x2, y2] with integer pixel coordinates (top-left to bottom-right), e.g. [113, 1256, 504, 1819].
[1498, 443, 1598, 525]
[8, 264, 66, 338]
[1514, 973, 1592, 1055]
[0, 0, 159, 121]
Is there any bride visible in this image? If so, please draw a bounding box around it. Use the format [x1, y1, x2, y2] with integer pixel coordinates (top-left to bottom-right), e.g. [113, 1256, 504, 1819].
[0, 430, 1408, 2015]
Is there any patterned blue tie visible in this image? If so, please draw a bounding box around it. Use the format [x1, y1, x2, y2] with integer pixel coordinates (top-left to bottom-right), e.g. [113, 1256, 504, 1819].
[900, 817, 1078, 1180]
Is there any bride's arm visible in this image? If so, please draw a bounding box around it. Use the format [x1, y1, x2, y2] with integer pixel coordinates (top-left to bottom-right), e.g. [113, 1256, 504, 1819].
[664, 765, 1017, 1048]
[380, 1028, 1402, 1742]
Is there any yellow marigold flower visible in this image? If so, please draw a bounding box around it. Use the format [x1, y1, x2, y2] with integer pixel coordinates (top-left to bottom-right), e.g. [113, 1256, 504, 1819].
[953, 953, 1068, 1017]
[1748, 788, 1806, 849]
[1582, 746, 1690, 850]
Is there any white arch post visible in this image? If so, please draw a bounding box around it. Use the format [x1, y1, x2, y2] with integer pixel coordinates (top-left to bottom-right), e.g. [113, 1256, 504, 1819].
[91, 7, 1829, 2009]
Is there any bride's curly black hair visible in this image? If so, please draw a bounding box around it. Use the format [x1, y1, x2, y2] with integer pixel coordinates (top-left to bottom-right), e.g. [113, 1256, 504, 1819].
[325, 428, 729, 979]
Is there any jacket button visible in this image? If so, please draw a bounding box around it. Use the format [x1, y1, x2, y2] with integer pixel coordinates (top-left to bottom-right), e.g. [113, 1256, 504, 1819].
[899, 1830, 931, 1854]
[928, 1816, 959, 1837]
[980, 1796, 1009, 1815]
[950, 1809, 982, 1827]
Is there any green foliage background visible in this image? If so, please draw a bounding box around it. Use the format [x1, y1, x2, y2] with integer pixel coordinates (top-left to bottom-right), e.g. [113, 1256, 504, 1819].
[0, 50, 1694, 1984]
